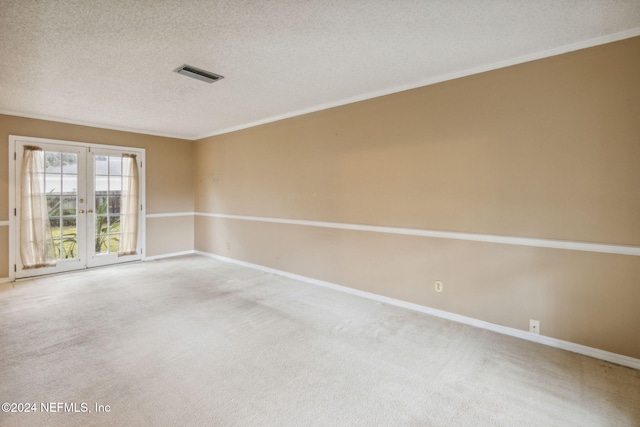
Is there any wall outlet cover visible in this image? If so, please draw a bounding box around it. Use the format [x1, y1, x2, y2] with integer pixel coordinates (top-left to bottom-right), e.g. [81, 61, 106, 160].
[529, 319, 540, 334]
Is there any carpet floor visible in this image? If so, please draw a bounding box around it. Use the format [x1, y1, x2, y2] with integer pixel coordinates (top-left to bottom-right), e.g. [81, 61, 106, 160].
[1, 255, 639, 426]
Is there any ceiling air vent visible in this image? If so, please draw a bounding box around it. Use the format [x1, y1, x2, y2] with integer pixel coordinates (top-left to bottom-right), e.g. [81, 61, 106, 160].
[174, 64, 224, 83]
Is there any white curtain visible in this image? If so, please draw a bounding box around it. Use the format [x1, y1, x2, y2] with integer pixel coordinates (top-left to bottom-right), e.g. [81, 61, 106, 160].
[20, 146, 56, 269]
[118, 154, 139, 256]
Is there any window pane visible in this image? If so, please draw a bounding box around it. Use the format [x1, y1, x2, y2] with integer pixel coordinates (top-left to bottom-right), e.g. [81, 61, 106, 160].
[95, 176, 108, 192]
[45, 152, 61, 171]
[95, 195, 108, 213]
[95, 156, 108, 175]
[96, 236, 108, 253]
[61, 153, 78, 173]
[108, 196, 120, 214]
[62, 241, 78, 259]
[109, 215, 120, 230]
[109, 176, 122, 192]
[61, 218, 77, 259]
[49, 217, 61, 229]
[96, 215, 108, 235]
[62, 197, 76, 216]
[62, 216, 77, 229]
[47, 195, 60, 215]
[109, 156, 122, 175]
[45, 174, 61, 194]
[109, 234, 120, 253]
[62, 175, 78, 194]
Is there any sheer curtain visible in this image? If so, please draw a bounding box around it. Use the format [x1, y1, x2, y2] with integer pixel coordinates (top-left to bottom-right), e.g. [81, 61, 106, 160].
[118, 154, 139, 256]
[21, 146, 56, 269]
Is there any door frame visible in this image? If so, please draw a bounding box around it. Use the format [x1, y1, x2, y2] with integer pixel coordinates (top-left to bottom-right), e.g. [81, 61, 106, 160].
[8, 135, 146, 281]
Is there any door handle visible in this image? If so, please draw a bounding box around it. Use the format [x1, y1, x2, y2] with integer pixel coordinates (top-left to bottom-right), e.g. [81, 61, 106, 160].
[88, 209, 94, 214]
[79, 210, 85, 214]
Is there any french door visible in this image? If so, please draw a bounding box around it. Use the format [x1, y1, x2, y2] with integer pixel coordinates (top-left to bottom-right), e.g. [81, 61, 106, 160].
[10, 136, 145, 279]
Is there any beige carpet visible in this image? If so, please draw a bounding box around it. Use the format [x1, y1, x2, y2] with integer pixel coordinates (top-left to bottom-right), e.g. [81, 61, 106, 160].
[1, 255, 639, 427]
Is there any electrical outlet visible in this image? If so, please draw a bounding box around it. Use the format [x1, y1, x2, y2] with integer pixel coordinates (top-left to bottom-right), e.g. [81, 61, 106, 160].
[529, 319, 540, 334]
[434, 280, 443, 293]
[226, 241, 230, 250]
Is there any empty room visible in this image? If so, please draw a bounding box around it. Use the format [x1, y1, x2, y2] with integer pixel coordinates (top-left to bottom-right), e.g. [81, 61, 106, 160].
[1, 1, 640, 426]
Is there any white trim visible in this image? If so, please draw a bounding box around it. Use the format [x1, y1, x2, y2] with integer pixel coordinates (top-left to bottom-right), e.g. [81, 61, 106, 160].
[0, 277, 11, 284]
[196, 212, 640, 256]
[0, 221, 8, 227]
[8, 136, 16, 281]
[146, 212, 195, 219]
[195, 250, 640, 370]
[0, 110, 189, 140]
[195, 28, 640, 140]
[145, 250, 195, 261]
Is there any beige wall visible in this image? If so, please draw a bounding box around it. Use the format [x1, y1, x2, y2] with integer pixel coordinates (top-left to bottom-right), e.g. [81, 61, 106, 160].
[194, 37, 640, 358]
[146, 216, 194, 257]
[0, 114, 195, 276]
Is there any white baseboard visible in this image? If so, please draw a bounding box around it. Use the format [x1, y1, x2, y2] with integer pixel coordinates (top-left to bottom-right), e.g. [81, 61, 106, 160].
[194, 250, 640, 370]
[145, 250, 195, 261]
[0, 277, 11, 284]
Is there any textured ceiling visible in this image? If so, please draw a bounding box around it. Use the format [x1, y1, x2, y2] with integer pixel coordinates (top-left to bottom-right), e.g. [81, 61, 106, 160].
[1, 1, 639, 140]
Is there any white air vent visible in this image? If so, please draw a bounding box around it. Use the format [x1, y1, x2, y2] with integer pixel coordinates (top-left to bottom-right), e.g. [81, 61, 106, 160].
[174, 64, 224, 83]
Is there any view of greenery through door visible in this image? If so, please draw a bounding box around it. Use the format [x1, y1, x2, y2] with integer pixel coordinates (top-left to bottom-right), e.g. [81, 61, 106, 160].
[45, 151, 80, 260]
[44, 151, 124, 259]
[94, 155, 123, 254]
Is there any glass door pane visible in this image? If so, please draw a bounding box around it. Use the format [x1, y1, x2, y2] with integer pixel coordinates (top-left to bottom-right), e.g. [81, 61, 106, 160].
[94, 155, 121, 256]
[87, 149, 142, 267]
[15, 142, 87, 278]
[45, 150, 79, 261]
